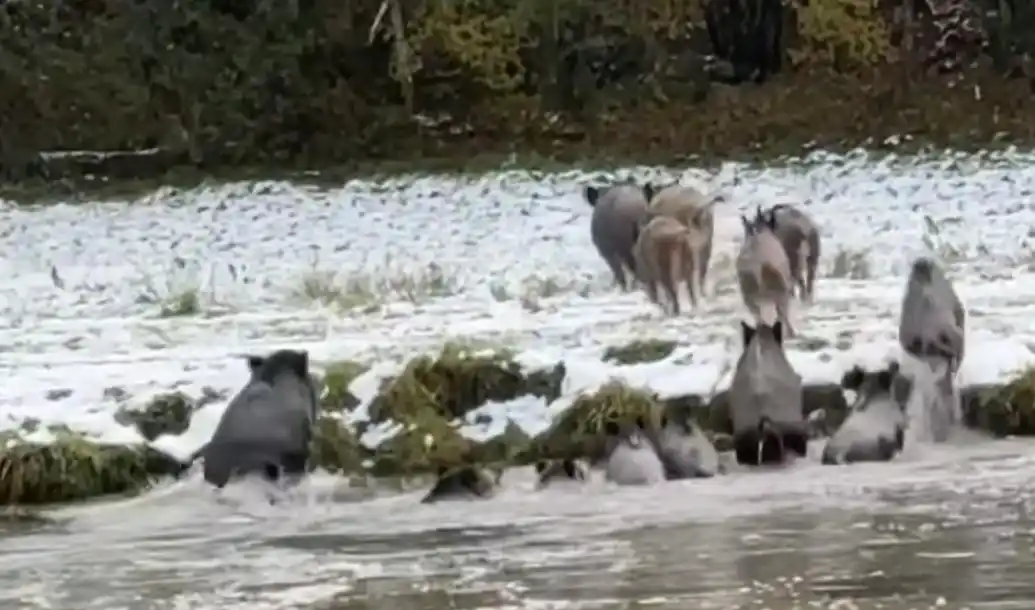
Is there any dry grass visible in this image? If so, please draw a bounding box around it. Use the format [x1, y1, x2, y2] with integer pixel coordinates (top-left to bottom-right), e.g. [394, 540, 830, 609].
[293, 259, 460, 310]
[964, 365, 1035, 437]
[829, 248, 872, 279]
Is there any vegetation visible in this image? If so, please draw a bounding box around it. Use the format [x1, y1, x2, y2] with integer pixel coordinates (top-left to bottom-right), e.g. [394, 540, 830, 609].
[4, 346, 1035, 506]
[3, 0, 1035, 202]
[602, 340, 679, 365]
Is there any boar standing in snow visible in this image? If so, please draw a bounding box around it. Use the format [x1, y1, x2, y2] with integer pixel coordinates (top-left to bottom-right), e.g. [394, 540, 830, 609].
[196, 349, 319, 489]
[583, 183, 651, 290]
[898, 257, 966, 441]
[736, 207, 797, 336]
[633, 215, 706, 315]
[763, 203, 821, 302]
[535, 459, 588, 489]
[643, 183, 720, 298]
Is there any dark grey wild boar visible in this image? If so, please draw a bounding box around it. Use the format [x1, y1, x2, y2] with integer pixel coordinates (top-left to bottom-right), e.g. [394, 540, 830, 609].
[728, 321, 808, 466]
[643, 184, 721, 297]
[583, 183, 651, 290]
[821, 362, 909, 465]
[736, 208, 797, 336]
[535, 459, 588, 489]
[654, 411, 720, 479]
[633, 215, 706, 315]
[196, 350, 319, 489]
[421, 465, 498, 503]
[899, 257, 966, 441]
[601, 418, 667, 486]
[764, 204, 821, 302]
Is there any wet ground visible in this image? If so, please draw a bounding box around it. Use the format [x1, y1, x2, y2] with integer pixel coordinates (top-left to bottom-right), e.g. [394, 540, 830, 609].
[3, 435, 1033, 610]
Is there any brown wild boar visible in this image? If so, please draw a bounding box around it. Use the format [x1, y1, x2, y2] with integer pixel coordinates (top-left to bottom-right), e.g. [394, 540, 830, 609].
[643, 184, 721, 298]
[583, 183, 651, 290]
[765, 203, 821, 302]
[736, 207, 796, 336]
[633, 215, 704, 315]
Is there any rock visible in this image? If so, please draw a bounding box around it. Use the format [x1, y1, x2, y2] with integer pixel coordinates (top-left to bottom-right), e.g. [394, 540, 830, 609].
[114, 391, 195, 442]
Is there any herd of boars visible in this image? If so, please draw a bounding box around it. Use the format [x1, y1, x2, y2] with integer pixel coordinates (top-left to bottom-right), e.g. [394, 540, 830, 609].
[167, 179, 968, 504]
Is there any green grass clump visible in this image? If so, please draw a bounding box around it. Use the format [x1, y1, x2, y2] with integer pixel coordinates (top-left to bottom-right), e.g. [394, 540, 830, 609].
[114, 392, 195, 442]
[320, 360, 368, 412]
[526, 381, 662, 462]
[310, 415, 367, 475]
[357, 344, 565, 476]
[602, 340, 678, 365]
[368, 343, 563, 423]
[962, 367, 1035, 437]
[0, 430, 177, 505]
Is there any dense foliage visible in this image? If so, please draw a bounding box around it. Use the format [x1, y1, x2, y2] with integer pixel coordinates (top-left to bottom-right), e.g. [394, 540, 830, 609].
[1, 0, 1033, 182]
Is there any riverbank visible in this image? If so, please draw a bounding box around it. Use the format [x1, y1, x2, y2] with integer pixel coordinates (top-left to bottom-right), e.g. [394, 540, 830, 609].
[4, 151, 1035, 508]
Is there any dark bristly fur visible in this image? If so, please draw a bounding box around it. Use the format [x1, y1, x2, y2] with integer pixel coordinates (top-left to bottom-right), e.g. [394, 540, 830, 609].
[584, 184, 651, 290]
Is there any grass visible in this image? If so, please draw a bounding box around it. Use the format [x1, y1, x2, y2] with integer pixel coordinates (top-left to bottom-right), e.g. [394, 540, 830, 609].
[829, 248, 872, 279]
[0, 428, 180, 505]
[321, 360, 370, 412]
[292, 259, 461, 311]
[962, 365, 1035, 437]
[113, 391, 195, 442]
[602, 340, 679, 365]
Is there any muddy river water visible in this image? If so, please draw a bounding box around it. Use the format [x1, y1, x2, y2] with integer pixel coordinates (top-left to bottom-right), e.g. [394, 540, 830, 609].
[3, 436, 1033, 610]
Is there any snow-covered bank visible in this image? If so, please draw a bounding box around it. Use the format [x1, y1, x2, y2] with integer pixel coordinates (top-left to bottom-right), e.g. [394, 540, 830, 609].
[3, 148, 1035, 468]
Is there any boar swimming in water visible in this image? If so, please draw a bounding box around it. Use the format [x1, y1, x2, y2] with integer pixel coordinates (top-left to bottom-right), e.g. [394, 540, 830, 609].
[763, 204, 821, 302]
[728, 320, 808, 466]
[421, 465, 499, 503]
[601, 418, 667, 486]
[654, 411, 720, 479]
[632, 215, 707, 315]
[736, 208, 797, 336]
[194, 350, 319, 489]
[535, 459, 588, 489]
[643, 183, 721, 298]
[583, 183, 651, 290]
[899, 257, 966, 441]
[822, 362, 909, 465]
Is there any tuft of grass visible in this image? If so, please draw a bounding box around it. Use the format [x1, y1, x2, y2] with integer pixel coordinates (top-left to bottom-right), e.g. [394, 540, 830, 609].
[526, 381, 662, 462]
[360, 343, 565, 476]
[310, 415, 368, 475]
[320, 360, 369, 411]
[962, 366, 1035, 437]
[114, 391, 196, 441]
[0, 429, 184, 505]
[602, 339, 678, 365]
[293, 260, 461, 310]
[158, 289, 201, 317]
[830, 248, 872, 279]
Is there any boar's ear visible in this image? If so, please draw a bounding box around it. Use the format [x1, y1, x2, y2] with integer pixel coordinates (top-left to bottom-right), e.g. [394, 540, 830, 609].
[840, 365, 866, 391]
[772, 321, 784, 346]
[584, 186, 601, 207]
[246, 355, 265, 374]
[741, 321, 756, 347]
[535, 460, 548, 475]
[642, 182, 656, 202]
[286, 350, 310, 378]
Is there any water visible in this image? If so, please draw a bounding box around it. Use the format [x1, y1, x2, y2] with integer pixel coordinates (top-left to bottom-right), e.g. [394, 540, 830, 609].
[5, 152, 1035, 608]
[2, 437, 1033, 609]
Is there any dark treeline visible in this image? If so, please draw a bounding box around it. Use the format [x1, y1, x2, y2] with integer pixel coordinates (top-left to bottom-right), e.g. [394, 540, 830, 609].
[1, 0, 1035, 182]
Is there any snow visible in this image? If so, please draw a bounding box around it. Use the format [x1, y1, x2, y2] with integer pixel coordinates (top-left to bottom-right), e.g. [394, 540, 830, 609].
[3, 148, 1035, 460]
